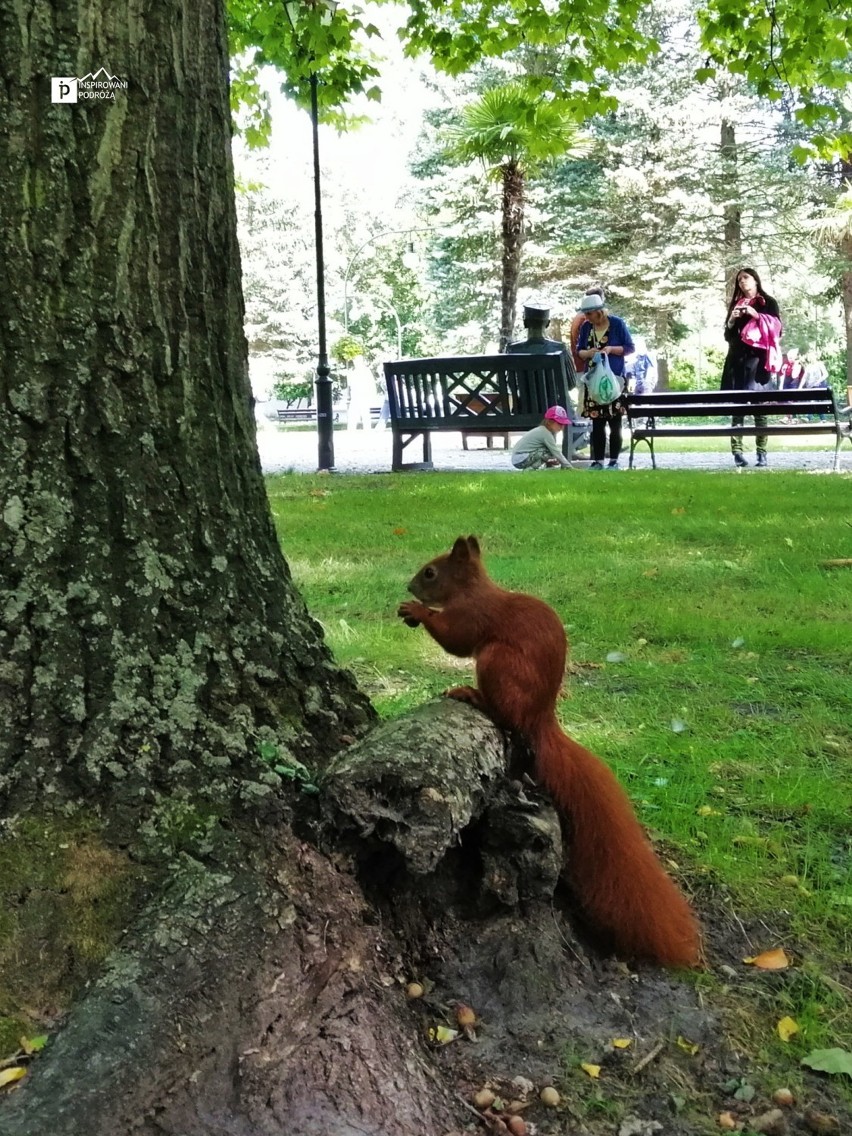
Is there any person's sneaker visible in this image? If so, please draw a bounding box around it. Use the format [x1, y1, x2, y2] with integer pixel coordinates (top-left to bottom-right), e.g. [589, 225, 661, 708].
[606, 460, 620, 469]
[589, 461, 604, 470]
[756, 453, 768, 468]
[733, 453, 749, 468]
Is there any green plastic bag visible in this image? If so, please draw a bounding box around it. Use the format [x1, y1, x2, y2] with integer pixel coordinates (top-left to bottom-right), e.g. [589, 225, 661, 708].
[585, 352, 623, 405]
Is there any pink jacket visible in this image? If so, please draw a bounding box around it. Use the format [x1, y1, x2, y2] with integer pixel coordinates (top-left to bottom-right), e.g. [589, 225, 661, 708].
[741, 314, 783, 374]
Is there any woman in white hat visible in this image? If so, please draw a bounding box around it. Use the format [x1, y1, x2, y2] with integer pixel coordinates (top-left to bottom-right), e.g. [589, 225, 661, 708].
[576, 295, 635, 470]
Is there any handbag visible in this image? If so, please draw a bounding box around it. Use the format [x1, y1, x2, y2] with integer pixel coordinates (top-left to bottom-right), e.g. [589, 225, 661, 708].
[584, 352, 622, 405]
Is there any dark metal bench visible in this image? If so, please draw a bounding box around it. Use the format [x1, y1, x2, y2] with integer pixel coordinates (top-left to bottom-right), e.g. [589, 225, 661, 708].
[626, 388, 851, 471]
[383, 353, 575, 471]
[276, 406, 341, 424]
[277, 407, 317, 423]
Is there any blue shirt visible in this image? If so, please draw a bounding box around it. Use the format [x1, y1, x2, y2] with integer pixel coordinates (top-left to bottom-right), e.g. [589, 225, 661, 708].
[577, 315, 634, 378]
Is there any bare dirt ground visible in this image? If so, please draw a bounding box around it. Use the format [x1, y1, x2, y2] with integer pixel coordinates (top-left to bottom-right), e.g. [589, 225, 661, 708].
[256, 418, 850, 477]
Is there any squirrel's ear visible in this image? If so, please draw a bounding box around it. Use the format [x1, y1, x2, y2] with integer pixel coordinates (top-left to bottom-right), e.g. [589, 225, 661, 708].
[466, 536, 481, 558]
[450, 536, 470, 561]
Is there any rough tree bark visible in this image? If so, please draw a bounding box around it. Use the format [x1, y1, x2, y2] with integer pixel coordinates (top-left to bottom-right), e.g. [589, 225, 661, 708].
[0, 702, 518, 1134]
[499, 161, 525, 351]
[0, 0, 373, 817]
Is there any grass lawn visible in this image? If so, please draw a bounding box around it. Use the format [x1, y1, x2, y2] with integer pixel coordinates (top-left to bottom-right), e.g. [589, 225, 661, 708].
[268, 467, 852, 1049]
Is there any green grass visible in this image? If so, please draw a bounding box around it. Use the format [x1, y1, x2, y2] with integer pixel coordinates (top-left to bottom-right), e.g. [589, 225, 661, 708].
[268, 469, 852, 981]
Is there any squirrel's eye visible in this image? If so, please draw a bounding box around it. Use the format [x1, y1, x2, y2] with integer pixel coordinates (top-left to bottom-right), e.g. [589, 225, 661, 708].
[424, 566, 437, 580]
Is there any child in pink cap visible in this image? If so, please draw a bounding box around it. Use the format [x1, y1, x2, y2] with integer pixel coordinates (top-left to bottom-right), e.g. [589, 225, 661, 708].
[511, 406, 575, 470]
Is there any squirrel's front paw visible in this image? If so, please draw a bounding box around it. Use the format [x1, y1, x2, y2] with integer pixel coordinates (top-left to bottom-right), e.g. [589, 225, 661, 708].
[398, 600, 427, 628]
[444, 685, 486, 711]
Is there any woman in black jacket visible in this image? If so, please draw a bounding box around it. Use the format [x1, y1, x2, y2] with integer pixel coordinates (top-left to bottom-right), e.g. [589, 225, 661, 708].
[721, 267, 781, 468]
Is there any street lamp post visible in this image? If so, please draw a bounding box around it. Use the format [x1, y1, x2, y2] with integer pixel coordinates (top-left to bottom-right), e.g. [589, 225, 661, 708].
[284, 0, 337, 471]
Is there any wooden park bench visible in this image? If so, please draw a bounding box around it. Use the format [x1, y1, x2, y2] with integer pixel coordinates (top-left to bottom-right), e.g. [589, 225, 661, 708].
[383, 354, 575, 471]
[626, 387, 852, 471]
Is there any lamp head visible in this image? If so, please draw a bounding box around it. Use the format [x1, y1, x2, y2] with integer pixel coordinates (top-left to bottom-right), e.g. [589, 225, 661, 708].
[401, 243, 419, 270]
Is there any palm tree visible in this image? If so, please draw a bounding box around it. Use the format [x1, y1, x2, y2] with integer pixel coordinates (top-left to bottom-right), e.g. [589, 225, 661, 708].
[812, 183, 852, 396]
[445, 82, 589, 349]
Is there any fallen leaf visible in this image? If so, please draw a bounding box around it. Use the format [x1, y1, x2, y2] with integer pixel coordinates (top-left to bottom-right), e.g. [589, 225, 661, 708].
[696, 805, 722, 817]
[800, 1048, 852, 1078]
[618, 1118, 664, 1136]
[784, 538, 794, 547]
[20, 1034, 48, 1055]
[392, 527, 408, 535]
[671, 507, 686, 515]
[0, 1067, 26, 1089]
[744, 948, 790, 970]
[777, 1016, 800, 1042]
[676, 1035, 699, 1056]
[580, 1063, 601, 1078]
[731, 637, 746, 648]
[428, 1026, 459, 1045]
[612, 1037, 633, 1049]
[803, 1108, 841, 1134]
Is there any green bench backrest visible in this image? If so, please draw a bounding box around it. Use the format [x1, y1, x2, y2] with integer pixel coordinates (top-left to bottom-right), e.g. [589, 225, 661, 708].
[383, 354, 571, 428]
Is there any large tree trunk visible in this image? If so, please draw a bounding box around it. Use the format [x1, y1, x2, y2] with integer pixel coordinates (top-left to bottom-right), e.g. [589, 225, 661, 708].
[654, 311, 671, 390]
[499, 161, 525, 350]
[841, 235, 852, 398]
[0, 0, 374, 1109]
[720, 118, 742, 291]
[0, 0, 373, 822]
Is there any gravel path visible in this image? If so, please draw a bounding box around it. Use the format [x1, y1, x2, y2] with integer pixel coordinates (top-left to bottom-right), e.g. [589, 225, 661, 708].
[257, 421, 849, 475]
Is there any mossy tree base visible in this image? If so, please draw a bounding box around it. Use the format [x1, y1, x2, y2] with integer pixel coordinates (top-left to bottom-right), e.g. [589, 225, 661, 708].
[0, 701, 694, 1136]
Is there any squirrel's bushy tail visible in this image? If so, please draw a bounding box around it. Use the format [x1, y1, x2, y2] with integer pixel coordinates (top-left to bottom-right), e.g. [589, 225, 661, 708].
[533, 718, 701, 967]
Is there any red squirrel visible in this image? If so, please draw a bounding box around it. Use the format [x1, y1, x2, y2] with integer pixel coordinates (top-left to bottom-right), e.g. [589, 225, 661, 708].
[398, 535, 701, 968]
